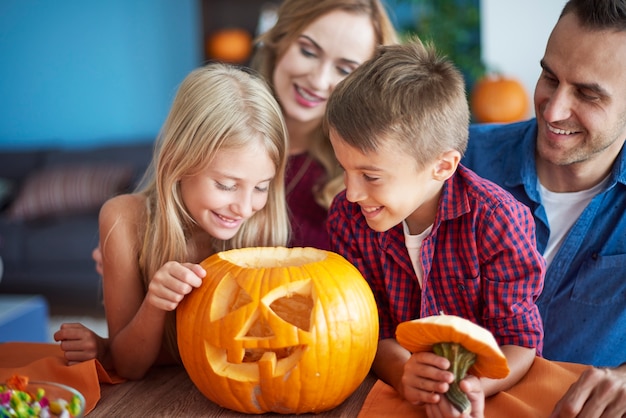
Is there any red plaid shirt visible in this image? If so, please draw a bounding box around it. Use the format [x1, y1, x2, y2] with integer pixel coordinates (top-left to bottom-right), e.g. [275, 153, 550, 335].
[328, 165, 545, 352]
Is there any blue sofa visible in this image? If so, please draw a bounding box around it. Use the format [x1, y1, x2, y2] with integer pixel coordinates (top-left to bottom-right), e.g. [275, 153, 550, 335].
[0, 142, 153, 314]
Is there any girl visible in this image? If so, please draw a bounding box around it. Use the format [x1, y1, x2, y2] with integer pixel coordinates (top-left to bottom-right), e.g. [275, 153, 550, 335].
[55, 63, 290, 379]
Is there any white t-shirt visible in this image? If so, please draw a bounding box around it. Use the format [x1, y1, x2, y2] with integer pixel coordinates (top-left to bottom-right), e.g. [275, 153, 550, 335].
[539, 176, 609, 267]
[403, 221, 433, 288]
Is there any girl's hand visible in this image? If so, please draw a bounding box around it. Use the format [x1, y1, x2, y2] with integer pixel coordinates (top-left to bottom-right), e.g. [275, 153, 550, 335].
[402, 351, 455, 406]
[92, 246, 104, 276]
[146, 261, 206, 311]
[54, 323, 109, 367]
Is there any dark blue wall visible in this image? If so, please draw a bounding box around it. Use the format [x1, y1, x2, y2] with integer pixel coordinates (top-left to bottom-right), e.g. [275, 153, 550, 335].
[0, 0, 201, 150]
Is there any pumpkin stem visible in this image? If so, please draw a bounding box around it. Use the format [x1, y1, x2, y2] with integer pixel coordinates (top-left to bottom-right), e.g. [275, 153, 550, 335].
[432, 342, 477, 414]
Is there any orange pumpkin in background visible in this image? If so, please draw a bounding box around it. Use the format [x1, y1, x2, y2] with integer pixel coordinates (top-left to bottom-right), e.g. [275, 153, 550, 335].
[205, 28, 253, 63]
[470, 74, 530, 123]
[177, 247, 379, 414]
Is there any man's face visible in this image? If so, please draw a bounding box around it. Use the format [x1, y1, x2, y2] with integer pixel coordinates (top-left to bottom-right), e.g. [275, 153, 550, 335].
[534, 13, 626, 171]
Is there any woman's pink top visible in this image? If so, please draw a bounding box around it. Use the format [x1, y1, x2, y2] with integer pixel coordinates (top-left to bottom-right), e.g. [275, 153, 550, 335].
[285, 152, 330, 250]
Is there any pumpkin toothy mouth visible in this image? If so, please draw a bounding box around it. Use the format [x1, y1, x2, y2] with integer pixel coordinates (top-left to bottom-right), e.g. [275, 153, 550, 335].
[204, 342, 307, 381]
[243, 346, 302, 362]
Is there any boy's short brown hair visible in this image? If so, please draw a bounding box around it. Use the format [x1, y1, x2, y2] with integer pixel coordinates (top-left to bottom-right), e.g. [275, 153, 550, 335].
[325, 37, 469, 168]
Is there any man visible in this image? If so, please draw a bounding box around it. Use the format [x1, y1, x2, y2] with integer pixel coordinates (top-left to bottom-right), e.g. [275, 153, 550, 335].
[463, 0, 626, 416]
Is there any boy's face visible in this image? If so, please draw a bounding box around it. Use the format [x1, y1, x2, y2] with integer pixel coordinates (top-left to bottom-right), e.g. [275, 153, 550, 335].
[330, 130, 445, 234]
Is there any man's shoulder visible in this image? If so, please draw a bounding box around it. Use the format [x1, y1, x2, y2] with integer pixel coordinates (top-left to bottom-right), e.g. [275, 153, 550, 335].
[469, 118, 536, 138]
[467, 119, 536, 153]
[463, 119, 537, 184]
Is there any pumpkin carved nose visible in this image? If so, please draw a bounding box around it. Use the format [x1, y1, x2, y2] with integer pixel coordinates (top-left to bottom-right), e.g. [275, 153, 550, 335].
[241, 292, 314, 363]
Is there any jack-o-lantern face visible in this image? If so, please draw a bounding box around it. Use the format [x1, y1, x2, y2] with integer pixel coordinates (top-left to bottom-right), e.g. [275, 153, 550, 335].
[205, 275, 314, 382]
[177, 247, 378, 414]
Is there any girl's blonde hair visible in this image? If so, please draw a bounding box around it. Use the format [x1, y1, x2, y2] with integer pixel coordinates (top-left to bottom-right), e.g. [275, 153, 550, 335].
[251, 0, 398, 208]
[137, 63, 290, 358]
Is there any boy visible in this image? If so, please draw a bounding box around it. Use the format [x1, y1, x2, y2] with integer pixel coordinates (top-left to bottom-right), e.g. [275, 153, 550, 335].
[324, 39, 545, 414]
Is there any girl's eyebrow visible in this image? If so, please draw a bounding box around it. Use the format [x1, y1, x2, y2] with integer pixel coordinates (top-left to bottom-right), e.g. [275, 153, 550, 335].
[299, 34, 362, 67]
[215, 172, 274, 183]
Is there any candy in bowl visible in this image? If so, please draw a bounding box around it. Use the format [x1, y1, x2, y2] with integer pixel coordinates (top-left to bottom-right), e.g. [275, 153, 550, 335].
[0, 376, 85, 418]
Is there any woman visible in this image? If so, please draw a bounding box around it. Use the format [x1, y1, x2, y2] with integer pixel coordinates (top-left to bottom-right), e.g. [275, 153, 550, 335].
[251, 0, 398, 249]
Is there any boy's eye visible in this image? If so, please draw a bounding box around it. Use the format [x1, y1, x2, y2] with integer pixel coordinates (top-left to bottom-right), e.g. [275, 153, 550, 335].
[363, 173, 379, 182]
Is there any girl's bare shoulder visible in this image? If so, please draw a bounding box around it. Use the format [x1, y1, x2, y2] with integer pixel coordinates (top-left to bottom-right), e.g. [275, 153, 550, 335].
[101, 193, 145, 215]
[99, 193, 148, 228]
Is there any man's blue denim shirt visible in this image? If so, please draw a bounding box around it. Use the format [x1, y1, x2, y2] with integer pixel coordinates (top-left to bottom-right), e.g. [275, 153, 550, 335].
[463, 119, 626, 367]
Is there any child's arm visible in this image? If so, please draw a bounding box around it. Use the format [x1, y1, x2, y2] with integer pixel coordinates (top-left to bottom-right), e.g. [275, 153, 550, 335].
[481, 345, 535, 395]
[99, 195, 205, 380]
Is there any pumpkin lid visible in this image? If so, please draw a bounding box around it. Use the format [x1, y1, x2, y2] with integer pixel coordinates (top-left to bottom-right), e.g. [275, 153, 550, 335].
[396, 314, 510, 379]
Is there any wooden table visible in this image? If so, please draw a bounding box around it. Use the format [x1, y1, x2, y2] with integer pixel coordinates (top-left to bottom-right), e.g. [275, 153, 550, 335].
[89, 365, 377, 417]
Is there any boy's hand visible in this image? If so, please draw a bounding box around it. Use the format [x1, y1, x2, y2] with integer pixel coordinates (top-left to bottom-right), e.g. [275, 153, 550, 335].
[425, 375, 485, 418]
[146, 261, 205, 311]
[402, 351, 455, 405]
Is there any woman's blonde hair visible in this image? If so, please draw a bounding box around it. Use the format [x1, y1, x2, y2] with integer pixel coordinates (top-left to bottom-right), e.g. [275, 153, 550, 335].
[251, 0, 398, 208]
[137, 63, 290, 358]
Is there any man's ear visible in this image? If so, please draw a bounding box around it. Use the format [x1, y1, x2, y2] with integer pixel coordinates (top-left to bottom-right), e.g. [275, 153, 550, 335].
[432, 150, 461, 181]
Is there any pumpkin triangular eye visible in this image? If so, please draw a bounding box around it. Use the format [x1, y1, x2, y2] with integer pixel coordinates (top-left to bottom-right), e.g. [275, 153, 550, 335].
[209, 273, 253, 321]
[270, 293, 313, 331]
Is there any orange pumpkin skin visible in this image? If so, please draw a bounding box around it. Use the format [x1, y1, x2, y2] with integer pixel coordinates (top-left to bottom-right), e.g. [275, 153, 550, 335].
[205, 28, 253, 63]
[470, 75, 529, 123]
[177, 247, 379, 414]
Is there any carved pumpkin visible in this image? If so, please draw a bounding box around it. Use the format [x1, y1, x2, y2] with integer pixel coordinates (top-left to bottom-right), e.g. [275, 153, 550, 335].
[470, 74, 529, 123]
[177, 247, 379, 414]
[205, 28, 253, 64]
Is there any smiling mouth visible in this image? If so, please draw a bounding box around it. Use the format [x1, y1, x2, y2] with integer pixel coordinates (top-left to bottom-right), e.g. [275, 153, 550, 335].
[547, 123, 578, 135]
[295, 85, 323, 103]
[216, 213, 241, 225]
[362, 206, 382, 213]
[360, 206, 383, 219]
